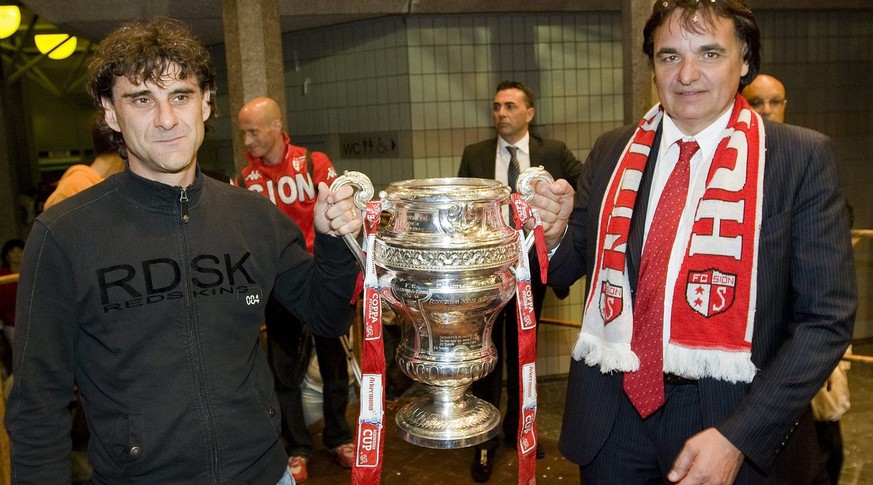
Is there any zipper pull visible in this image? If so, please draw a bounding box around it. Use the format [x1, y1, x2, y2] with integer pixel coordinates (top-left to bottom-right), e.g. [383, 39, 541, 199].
[180, 187, 190, 223]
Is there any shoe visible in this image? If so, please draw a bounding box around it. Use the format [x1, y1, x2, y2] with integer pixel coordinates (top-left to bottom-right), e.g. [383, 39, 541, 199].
[330, 442, 355, 469]
[287, 455, 308, 483]
[470, 446, 493, 483]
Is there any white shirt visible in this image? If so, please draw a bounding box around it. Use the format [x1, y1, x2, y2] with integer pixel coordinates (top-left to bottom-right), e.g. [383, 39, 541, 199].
[496, 132, 532, 187]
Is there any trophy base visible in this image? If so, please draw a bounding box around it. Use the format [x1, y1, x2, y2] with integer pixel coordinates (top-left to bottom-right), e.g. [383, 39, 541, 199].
[395, 392, 500, 449]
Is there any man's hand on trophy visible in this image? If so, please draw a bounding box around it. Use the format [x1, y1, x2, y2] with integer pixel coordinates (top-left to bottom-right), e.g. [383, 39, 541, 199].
[315, 182, 363, 238]
[526, 179, 574, 252]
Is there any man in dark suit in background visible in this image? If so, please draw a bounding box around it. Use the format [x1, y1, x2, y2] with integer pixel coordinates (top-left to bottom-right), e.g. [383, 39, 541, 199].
[526, 1, 856, 483]
[458, 80, 582, 482]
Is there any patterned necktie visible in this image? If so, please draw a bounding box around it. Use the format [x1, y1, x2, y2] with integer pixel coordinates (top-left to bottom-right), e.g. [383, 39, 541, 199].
[623, 139, 700, 418]
[507, 145, 520, 192]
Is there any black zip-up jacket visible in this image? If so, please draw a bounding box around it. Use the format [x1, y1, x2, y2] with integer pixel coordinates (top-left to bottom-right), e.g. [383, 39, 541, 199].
[6, 167, 359, 484]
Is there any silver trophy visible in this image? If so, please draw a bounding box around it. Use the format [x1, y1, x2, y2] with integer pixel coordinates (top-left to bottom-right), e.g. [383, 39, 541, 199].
[332, 167, 553, 449]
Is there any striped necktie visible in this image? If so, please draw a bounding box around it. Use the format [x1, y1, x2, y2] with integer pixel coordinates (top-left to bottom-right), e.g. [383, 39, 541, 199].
[507, 145, 520, 192]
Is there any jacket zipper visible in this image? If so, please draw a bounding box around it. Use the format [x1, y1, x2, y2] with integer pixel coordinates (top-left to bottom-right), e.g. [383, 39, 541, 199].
[180, 187, 190, 223]
[178, 185, 220, 481]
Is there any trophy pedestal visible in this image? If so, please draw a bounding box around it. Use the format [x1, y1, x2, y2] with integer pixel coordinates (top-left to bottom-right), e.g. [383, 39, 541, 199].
[395, 386, 500, 449]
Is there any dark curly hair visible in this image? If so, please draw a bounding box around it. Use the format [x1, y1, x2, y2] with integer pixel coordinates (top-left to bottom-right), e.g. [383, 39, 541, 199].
[86, 17, 217, 154]
[642, 0, 760, 91]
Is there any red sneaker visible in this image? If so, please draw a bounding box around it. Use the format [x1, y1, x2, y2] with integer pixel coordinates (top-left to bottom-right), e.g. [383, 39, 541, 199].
[330, 442, 355, 469]
[287, 455, 309, 483]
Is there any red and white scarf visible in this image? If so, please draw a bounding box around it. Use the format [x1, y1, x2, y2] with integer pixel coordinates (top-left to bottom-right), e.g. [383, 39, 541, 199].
[573, 95, 764, 383]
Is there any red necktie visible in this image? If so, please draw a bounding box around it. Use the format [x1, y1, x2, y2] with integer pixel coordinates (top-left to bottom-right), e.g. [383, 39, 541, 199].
[623, 139, 699, 418]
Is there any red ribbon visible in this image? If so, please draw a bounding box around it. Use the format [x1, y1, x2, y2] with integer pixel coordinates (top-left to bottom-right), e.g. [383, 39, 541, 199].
[352, 201, 386, 485]
[510, 193, 545, 485]
[351, 195, 547, 485]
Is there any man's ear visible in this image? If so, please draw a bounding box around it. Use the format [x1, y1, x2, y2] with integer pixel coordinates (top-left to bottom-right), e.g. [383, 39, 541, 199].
[202, 90, 213, 122]
[101, 97, 120, 132]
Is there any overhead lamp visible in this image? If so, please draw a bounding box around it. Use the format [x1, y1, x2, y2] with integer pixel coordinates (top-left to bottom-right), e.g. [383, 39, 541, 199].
[34, 33, 77, 60]
[0, 5, 21, 39]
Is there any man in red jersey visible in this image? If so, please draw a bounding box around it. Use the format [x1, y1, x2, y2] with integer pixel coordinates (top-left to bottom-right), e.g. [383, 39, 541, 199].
[236, 97, 355, 483]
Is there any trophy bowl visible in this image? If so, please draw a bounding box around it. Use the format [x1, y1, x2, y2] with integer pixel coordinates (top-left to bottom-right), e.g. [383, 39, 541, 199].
[376, 177, 516, 449]
[331, 168, 553, 449]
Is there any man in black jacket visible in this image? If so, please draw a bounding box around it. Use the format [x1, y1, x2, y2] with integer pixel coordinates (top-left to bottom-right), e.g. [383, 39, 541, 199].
[5, 17, 361, 485]
[458, 80, 582, 482]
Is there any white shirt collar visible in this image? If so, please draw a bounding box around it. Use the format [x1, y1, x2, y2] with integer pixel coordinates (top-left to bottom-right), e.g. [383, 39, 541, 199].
[661, 106, 733, 161]
[498, 131, 531, 155]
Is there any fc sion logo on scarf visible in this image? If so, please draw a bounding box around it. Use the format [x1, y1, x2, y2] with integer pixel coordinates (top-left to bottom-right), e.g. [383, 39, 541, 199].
[600, 281, 623, 324]
[686, 269, 736, 317]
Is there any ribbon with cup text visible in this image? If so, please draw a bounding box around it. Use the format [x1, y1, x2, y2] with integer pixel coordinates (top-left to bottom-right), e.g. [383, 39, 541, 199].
[510, 193, 546, 485]
[352, 195, 547, 485]
[352, 201, 386, 485]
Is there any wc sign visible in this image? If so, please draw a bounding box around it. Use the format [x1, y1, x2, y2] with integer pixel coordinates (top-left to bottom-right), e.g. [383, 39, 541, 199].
[339, 132, 399, 159]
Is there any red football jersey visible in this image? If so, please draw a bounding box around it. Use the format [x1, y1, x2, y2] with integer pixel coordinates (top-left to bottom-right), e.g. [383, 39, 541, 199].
[236, 135, 338, 253]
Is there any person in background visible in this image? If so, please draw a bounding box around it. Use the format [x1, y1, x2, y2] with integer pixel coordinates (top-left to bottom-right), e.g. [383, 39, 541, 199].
[235, 96, 355, 483]
[0, 239, 24, 349]
[740, 73, 787, 123]
[743, 73, 850, 485]
[43, 117, 126, 210]
[5, 17, 361, 485]
[457, 80, 583, 482]
[527, 0, 855, 483]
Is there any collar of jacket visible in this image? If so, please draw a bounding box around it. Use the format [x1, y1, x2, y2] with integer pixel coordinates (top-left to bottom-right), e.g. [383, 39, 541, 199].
[115, 165, 205, 215]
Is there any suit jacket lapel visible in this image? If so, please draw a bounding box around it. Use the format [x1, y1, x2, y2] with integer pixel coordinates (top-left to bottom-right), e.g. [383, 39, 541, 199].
[626, 127, 663, 294]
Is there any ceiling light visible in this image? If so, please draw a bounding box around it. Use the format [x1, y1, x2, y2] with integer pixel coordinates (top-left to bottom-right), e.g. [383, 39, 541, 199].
[0, 5, 21, 39]
[34, 33, 77, 60]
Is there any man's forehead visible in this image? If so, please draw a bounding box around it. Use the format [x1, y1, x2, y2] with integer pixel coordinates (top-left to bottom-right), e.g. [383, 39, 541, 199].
[113, 71, 200, 93]
[494, 89, 524, 104]
[656, 10, 734, 45]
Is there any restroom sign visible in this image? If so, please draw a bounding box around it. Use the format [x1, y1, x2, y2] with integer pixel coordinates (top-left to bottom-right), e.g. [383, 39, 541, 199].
[339, 132, 399, 159]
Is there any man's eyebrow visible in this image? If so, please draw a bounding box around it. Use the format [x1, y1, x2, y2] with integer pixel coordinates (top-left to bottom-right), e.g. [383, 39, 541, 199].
[697, 43, 727, 53]
[655, 47, 679, 57]
[169, 86, 197, 95]
[120, 89, 153, 99]
[120, 86, 196, 99]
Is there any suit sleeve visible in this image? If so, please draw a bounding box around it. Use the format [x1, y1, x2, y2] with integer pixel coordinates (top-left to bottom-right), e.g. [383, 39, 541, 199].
[547, 127, 635, 288]
[546, 140, 609, 288]
[716, 130, 856, 470]
[5, 222, 77, 484]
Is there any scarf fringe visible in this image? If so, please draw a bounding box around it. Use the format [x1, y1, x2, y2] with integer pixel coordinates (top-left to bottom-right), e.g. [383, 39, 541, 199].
[572, 332, 639, 373]
[664, 344, 756, 383]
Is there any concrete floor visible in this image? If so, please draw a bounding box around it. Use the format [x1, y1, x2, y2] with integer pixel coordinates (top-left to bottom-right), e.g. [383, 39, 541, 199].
[302, 340, 873, 485]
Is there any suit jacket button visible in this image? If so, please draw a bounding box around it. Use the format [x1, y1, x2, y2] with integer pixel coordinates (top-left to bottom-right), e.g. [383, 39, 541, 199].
[130, 446, 142, 458]
[268, 407, 277, 417]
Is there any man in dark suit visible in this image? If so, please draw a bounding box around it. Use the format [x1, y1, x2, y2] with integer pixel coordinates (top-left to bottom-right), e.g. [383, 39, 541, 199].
[527, 1, 856, 483]
[458, 80, 582, 482]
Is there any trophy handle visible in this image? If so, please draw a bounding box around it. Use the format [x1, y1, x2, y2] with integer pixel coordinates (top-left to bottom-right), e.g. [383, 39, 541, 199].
[516, 166, 555, 253]
[329, 170, 373, 269]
